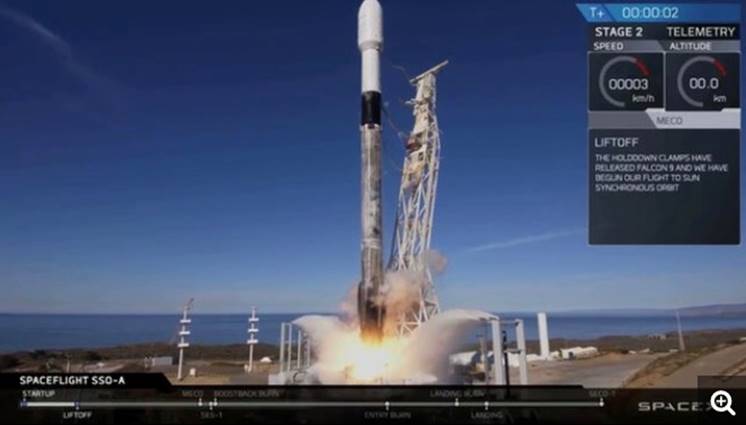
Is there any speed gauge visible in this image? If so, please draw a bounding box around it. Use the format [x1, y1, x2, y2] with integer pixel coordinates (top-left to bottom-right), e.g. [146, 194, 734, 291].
[589, 53, 663, 110]
[666, 53, 739, 111]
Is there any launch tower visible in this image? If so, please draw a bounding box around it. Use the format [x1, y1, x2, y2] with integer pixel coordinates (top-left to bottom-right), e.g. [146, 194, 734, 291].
[388, 61, 448, 336]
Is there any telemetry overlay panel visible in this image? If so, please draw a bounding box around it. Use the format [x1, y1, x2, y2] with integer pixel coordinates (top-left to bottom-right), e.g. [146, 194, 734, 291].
[578, 3, 741, 245]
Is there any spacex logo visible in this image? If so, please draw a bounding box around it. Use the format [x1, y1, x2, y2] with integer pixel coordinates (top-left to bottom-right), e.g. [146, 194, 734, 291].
[637, 401, 711, 413]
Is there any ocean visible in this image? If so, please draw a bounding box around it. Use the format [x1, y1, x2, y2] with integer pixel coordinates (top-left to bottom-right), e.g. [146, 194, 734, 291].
[2, 313, 746, 353]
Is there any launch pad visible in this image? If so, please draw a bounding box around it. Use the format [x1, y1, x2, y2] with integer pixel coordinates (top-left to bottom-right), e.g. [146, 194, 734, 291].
[270, 314, 529, 385]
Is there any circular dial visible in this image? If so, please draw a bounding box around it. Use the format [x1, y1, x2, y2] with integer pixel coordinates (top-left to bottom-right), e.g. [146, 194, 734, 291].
[676, 55, 728, 109]
[598, 55, 654, 109]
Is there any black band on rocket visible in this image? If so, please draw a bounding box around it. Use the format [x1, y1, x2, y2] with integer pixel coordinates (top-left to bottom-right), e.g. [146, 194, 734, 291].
[361, 91, 382, 126]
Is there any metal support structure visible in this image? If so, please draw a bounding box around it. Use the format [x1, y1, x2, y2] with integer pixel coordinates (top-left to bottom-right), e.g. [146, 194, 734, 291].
[279, 322, 286, 369]
[296, 330, 303, 369]
[389, 60, 448, 336]
[478, 334, 487, 374]
[488, 317, 528, 386]
[490, 319, 504, 385]
[676, 310, 686, 352]
[537, 312, 550, 359]
[287, 325, 293, 372]
[176, 298, 193, 381]
[275, 322, 312, 382]
[515, 319, 529, 385]
[247, 307, 259, 372]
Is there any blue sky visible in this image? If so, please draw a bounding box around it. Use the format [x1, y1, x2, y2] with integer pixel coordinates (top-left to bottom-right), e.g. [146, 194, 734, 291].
[0, 0, 743, 314]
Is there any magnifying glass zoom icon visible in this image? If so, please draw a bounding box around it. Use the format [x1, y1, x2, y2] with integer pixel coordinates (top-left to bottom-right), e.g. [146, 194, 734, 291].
[711, 390, 736, 416]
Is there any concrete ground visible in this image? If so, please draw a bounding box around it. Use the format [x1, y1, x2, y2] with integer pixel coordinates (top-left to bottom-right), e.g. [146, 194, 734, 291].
[157, 354, 659, 387]
[159, 360, 279, 385]
[514, 353, 661, 388]
[651, 343, 746, 388]
[155, 352, 677, 388]
[227, 369, 274, 384]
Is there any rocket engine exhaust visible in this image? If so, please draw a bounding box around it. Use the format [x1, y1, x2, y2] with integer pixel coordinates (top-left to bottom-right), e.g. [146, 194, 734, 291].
[357, 0, 385, 343]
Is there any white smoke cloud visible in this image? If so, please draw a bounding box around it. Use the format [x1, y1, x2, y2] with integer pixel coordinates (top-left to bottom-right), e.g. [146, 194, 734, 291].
[339, 270, 431, 336]
[377, 270, 424, 334]
[398, 309, 497, 382]
[338, 282, 360, 325]
[425, 249, 448, 274]
[286, 250, 487, 384]
[292, 309, 496, 384]
[339, 250, 449, 336]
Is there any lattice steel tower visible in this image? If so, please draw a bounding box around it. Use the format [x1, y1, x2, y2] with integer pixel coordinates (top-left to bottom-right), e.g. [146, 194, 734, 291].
[388, 61, 447, 336]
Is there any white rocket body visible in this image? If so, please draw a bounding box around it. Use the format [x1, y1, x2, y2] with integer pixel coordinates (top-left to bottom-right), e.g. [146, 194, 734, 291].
[357, 0, 385, 342]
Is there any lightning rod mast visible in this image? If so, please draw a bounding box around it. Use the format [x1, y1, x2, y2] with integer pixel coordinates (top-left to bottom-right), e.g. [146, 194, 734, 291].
[176, 298, 193, 381]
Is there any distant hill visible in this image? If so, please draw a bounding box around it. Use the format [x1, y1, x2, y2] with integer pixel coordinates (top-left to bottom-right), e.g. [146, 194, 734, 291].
[545, 303, 746, 317]
[678, 303, 746, 317]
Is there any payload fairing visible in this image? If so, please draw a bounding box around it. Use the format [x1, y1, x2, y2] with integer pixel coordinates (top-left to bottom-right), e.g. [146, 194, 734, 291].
[357, 0, 385, 342]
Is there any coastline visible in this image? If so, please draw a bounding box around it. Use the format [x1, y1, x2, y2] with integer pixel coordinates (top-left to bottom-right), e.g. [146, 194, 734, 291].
[3, 327, 745, 372]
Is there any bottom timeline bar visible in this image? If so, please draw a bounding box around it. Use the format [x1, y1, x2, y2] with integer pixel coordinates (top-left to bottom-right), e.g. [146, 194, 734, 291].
[21, 399, 604, 409]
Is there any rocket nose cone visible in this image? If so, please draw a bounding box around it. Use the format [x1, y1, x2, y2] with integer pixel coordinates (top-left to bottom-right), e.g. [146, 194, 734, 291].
[358, 0, 383, 49]
[359, 0, 381, 13]
[358, 0, 382, 24]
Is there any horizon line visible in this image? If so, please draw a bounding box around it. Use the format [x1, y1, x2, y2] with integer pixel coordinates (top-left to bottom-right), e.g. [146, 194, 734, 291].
[2, 303, 743, 316]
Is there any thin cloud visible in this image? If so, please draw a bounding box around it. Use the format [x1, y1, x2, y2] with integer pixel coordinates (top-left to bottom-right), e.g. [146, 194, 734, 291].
[0, 6, 71, 51]
[465, 227, 585, 253]
[0, 6, 119, 96]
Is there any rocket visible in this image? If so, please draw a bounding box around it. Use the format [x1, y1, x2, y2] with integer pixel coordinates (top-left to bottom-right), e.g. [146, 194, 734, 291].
[357, 0, 385, 343]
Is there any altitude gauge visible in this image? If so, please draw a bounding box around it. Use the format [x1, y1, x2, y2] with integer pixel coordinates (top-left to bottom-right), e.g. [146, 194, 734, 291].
[589, 53, 663, 110]
[666, 53, 740, 111]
